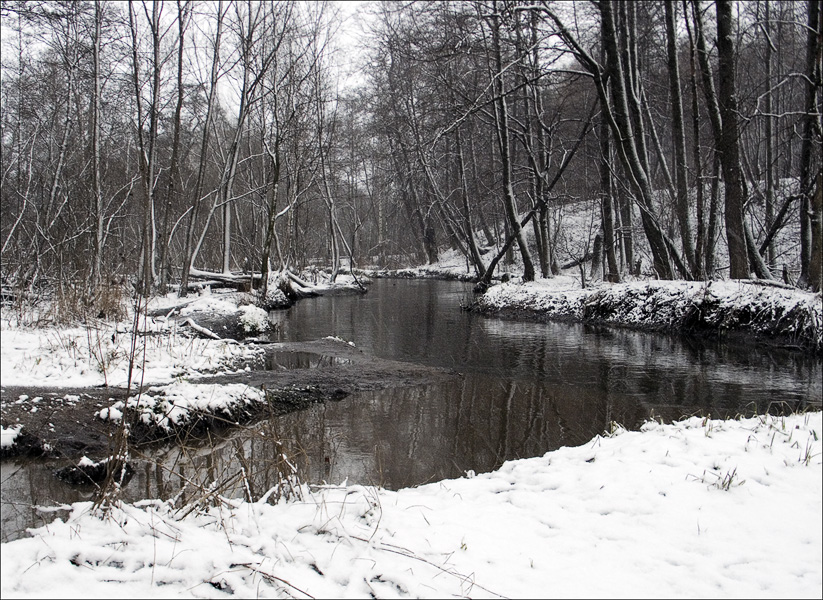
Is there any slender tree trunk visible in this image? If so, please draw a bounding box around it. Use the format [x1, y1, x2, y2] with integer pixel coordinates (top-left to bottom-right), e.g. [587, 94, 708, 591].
[260, 134, 281, 298]
[489, 6, 535, 281]
[455, 125, 486, 275]
[469, 133, 496, 247]
[665, 1, 696, 275]
[683, 0, 714, 281]
[762, 0, 777, 270]
[600, 112, 620, 283]
[179, 2, 223, 296]
[158, 1, 188, 294]
[706, 154, 721, 277]
[617, 184, 634, 273]
[810, 173, 823, 292]
[90, 0, 104, 292]
[618, 2, 650, 177]
[129, 0, 161, 295]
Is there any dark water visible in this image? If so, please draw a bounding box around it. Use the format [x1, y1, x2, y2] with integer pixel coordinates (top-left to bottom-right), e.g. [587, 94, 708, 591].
[3, 278, 821, 541]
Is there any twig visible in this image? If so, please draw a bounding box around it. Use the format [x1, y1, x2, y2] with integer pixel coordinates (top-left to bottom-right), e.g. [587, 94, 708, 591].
[232, 562, 315, 598]
[349, 535, 509, 599]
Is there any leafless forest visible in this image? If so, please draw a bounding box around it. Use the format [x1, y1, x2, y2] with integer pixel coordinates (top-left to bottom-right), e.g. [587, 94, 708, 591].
[1, 0, 820, 316]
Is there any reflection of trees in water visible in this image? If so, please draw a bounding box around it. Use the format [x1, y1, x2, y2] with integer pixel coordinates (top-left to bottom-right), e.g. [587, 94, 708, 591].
[2, 459, 92, 542]
[216, 375, 650, 491]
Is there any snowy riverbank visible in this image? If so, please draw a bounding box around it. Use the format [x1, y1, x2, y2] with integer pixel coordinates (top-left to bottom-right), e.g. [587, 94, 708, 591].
[474, 277, 823, 353]
[2, 411, 820, 598]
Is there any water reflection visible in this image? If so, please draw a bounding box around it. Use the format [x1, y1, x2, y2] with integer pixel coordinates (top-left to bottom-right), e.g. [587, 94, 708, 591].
[270, 374, 648, 489]
[272, 279, 821, 415]
[1, 459, 96, 543]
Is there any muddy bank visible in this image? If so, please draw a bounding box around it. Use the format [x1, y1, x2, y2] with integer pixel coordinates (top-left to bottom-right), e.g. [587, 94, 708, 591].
[1, 338, 458, 461]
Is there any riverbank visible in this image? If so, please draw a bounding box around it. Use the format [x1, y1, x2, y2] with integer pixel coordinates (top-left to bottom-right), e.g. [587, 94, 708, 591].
[2, 410, 820, 598]
[0, 273, 372, 458]
[470, 276, 823, 354]
[1, 331, 455, 461]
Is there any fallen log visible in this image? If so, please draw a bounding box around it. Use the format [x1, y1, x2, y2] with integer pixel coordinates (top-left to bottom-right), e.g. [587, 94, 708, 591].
[189, 268, 259, 283]
[182, 317, 237, 343]
[188, 268, 259, 291]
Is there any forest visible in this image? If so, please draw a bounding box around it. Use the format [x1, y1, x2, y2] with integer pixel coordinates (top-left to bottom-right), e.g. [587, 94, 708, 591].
[1, 0, 821, 316]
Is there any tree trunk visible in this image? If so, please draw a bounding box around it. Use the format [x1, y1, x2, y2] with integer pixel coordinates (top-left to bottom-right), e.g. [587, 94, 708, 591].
[158, 1, 188, 294]
[798, 0, 822, 288]
[489, 6, 535, 281]
[180, 1, 223, 297]
[90, 0, 104, 292]
[129, 0, 161, 295]
[810, 173, 823, 292]
[455, 125, 487, 275]
[762, 0, 777, 270]
[665, 1, 696, 275]
[716, 0, 750, 279]
[683, 3, 707, 279]
[600, 97, 620, 283]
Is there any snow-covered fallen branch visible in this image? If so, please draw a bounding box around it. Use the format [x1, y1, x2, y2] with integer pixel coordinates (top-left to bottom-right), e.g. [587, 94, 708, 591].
[182, 317, 223, 340]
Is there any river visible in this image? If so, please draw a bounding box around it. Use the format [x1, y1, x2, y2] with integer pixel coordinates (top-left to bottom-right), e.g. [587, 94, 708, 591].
[2, 278, 821, 541]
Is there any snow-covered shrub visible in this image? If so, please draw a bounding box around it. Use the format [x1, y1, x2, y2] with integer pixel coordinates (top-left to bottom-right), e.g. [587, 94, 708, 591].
[238, 304, 269, 334]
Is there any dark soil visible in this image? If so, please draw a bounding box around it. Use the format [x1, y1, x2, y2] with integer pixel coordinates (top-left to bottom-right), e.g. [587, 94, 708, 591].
[1, 338, 458, 461]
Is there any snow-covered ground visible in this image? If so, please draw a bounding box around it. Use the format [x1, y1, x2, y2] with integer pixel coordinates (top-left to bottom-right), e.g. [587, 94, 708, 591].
[1, 411, 820, 598]
[97, 381, 267, 432]
[0, 310, 265, 389]
[0, 284, 296, 388]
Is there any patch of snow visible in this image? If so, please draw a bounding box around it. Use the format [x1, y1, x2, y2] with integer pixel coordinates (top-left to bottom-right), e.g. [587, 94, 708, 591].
[179, 296, 239, 317]
[97, 405, 122, 422]
[1, 425, 22, 449]
[324, 335, 356, 347]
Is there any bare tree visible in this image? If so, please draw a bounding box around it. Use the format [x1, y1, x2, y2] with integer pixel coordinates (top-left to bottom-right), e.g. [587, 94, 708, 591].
[179, 0, 225, 297]
[484, 1, 535, 281]
[665, 1, 696, 276]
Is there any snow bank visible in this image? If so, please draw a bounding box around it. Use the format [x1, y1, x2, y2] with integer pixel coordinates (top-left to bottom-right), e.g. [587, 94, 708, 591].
[98, 382, 266, 433]
[478, 279, 823, 352]
[2, 412, 820, 598]
[178, 296, 239, 317]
